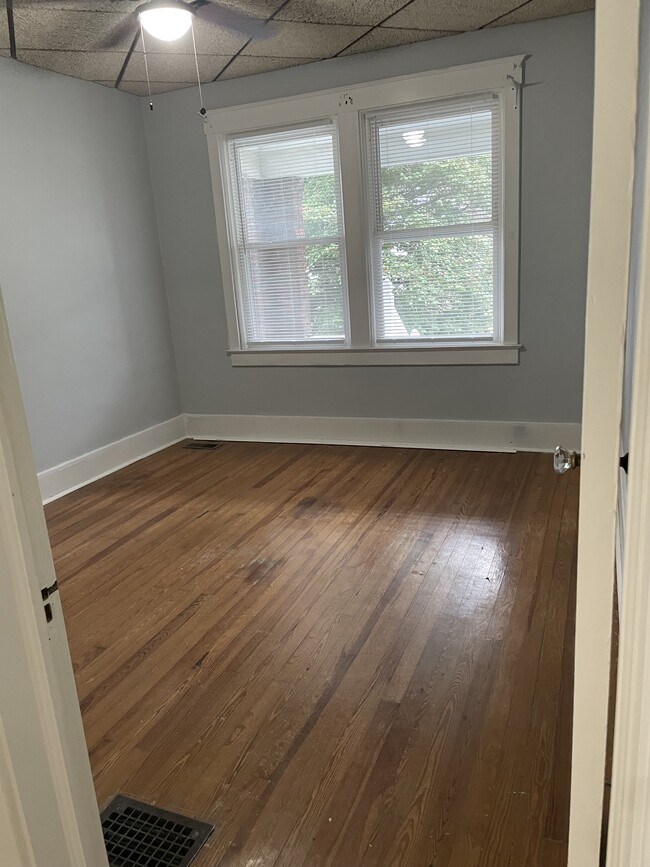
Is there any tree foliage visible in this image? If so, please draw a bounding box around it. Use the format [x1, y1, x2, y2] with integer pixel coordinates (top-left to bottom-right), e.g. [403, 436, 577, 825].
[300, 153, 494, 338]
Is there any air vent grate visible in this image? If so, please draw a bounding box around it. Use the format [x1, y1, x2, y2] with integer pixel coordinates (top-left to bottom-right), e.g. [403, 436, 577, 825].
[182, 440, 223, 450]
[101, 795, 214, 867]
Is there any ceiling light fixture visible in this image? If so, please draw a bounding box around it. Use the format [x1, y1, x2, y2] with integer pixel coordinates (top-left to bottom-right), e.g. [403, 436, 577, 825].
[402, 129, 426, 148]
[138, 0, 194, 42]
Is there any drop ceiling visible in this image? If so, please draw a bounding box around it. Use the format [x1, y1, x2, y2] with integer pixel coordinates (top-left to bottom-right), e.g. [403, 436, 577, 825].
[1, 0, 594, 95]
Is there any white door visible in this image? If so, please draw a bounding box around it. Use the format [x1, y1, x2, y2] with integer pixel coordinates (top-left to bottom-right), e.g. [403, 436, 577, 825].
[568, 0, 643, 864]
[602, 0, 650, 860]
[0, 287, 108, 867]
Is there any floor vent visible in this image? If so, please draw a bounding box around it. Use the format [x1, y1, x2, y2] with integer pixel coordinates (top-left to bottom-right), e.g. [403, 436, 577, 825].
[182, 440, 223, 450]
[101, 795, 214, 867]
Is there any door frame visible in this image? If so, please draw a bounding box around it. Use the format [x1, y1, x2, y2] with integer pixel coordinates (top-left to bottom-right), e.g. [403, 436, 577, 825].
[567, 0, 641, 863]
[605, 33, 650, 865]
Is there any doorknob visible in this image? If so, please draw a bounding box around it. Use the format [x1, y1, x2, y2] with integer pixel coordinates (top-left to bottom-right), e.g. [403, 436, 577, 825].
[554, 445, 581, 474]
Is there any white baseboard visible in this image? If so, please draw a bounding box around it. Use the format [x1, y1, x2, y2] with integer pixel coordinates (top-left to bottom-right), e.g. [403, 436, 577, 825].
[38, 416, 186, 504]
[185, 413, 581, 455]
[38, 413, 582, 504]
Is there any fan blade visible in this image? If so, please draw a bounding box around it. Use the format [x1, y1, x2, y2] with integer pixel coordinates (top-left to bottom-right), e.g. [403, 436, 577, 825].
[100, 13, 139, 49]
[193, 1, 272, 39]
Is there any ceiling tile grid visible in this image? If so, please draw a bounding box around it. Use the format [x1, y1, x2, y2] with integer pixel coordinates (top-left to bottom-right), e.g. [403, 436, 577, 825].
[382, 0, 511, 32]
[485, 0, 595, 27]
[2, 0, 595, 95]
[15, 48, 124, 79]
[124, 49, 229, 80]
[340, 26, 453, 56]
[241, 21, 368, 58]
[217, 53, 313, 78]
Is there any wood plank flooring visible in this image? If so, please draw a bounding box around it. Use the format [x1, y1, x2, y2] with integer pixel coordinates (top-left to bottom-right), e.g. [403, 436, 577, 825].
[45, 442, 577, 867]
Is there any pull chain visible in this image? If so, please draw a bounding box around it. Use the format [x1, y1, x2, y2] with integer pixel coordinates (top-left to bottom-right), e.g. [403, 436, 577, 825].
[139, 20, 154, 111]
[190, 20, 207, 120]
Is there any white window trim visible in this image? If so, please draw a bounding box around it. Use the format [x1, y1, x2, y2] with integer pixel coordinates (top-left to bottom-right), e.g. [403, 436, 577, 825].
[205, 56, 524, 367]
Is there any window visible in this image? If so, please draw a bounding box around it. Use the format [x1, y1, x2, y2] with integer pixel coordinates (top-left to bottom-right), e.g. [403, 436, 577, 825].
[226, 123, 348, 347]
[366, 96, 501, 344]
[206, 57, 522, 366]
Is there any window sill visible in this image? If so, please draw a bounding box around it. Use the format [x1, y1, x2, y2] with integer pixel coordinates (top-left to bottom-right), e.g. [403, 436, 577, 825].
[228, 344, 521, 367]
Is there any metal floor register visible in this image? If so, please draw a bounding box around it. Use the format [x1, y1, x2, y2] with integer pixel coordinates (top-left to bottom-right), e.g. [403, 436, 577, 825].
[101, 795, 214, 867]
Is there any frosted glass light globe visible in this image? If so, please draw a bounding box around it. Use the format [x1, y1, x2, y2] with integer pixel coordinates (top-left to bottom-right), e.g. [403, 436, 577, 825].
[139, 6, 193, 41]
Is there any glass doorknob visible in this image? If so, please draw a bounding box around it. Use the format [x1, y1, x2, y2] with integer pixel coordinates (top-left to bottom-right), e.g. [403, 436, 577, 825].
[554, 445, 581, 474]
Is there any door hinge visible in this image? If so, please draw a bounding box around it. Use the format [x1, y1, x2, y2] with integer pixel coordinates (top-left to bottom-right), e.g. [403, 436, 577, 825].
[41, 580, 58, 623]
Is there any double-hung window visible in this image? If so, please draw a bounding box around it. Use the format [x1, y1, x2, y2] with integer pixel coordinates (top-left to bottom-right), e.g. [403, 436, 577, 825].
[226, 123, 348, 347]
[366, 96, 501, 344]
[207, 57, 523, 366]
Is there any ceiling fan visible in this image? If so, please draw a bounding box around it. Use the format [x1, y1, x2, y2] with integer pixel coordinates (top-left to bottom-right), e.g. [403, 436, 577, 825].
[22, 0, 274, 111]
[21, 0, 273, 47]
[112, 0, 272, 47]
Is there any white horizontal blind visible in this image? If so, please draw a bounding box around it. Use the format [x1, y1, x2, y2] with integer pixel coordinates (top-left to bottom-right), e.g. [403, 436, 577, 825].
[366, 94, 502, 343]
[226, 122, 348, 347]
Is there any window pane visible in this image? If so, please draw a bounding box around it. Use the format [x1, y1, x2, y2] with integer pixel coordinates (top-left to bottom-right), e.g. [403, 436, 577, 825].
[241, 243, 345, 343]
[379, 152, 493, 231]
[367, 95, 502, 343]
[377, 234, 494, 340]
[376, 107, 495, 230]
[228, 123, 347, 345]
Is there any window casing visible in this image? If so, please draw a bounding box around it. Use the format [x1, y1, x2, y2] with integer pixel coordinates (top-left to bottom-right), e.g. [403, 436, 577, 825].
[206, 58, 523, 366]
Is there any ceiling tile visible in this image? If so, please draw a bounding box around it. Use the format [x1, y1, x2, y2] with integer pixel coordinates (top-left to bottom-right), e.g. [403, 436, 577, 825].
[201, 0, 286, 16]
[216, 54, 315, 79]
[28, 1, 278, 14]
[13, 8, 137, 51]
[125, 51, 231, 82]
[19, 2, 141, 11]
[340, 26, 452, 55]
[275, 0, 405, 27]
[16, 49, 124, 81]
[117, 80, 196, 96]
[384, 0, 513, 31]
[0, 8, 9, 48]
[242, 21, 367, 57]
[486, 0, 594, 27]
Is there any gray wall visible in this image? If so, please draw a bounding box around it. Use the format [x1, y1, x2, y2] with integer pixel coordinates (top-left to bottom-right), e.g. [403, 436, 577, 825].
[144, 12, 594, 424]
[0, 59, 180, 472]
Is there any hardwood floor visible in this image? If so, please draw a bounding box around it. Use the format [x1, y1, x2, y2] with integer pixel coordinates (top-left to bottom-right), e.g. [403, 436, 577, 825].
[45, 442, 577, 867]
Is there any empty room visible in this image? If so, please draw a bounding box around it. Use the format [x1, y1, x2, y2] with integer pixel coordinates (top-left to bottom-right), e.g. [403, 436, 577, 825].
[1, 1, 649, 866]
